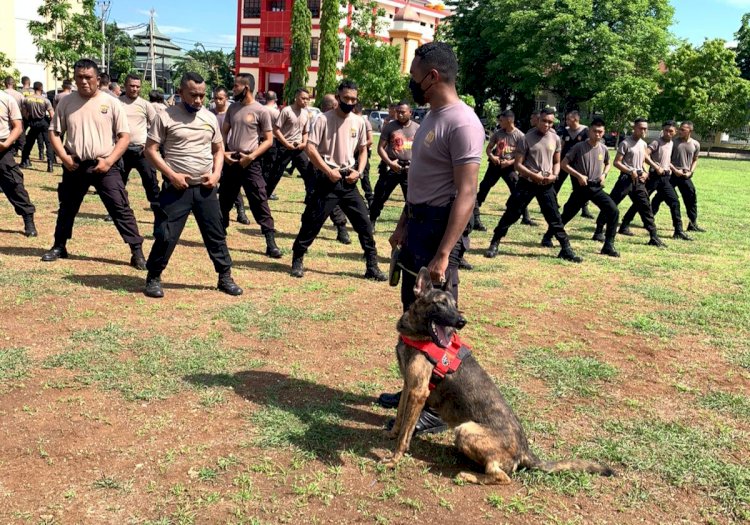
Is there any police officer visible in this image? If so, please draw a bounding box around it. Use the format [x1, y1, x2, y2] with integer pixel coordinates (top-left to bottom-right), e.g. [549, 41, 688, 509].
[540, 118, 620, 256]
[618, 121, 691, 240]
[352, 103, 374, 208]
[0, 88, 37, 236]
[369, 100, 418, 226]
[485, 107, 583, 262]
[263, 91, 280, 200]
[53, 80, 73, 109]
[150, 91, 168, 115]
[290, 79, 387, 281]
[119, 74, 160, 208]
[220, 73, 282, 259]
[3, 77, 26, 156]
[556, 110, 593, 219]
[20, 82, 54, 172]
[473, 110, 531, 232]
[43, 59, 146, 269]
[377, 42, 485, 434]
[651, 121, 704, 232]
[592, 118, 667, 247]
[143, 72, 242, 298]
[266, 88, 310, 197]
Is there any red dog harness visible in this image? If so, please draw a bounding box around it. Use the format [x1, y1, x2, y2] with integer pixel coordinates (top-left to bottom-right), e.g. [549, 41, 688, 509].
[400, 333, 472, 390]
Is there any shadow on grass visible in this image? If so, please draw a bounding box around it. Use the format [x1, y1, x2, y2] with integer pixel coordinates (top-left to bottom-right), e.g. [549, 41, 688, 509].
[0, 245, 130, 266]
[325, 251, 389, 264]
[0, 228, 25, 236]
[232, 258, 293, 274]
[184, 370, 464, 473]
[64, 273, 215, 292]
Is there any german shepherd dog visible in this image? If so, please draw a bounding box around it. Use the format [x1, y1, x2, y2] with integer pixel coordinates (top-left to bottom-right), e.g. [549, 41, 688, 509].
[382, 268, 614, 484]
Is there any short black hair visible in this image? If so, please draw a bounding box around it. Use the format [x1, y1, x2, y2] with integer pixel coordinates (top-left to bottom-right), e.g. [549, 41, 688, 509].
[181, 72, 206, 88]
[235, 73, 255, 92]
[21, 76, 29, 84]
[149, 90, 164, 103]
[109, 82, 119, 91]
[681, 120, 694, 130]
[62, 80, 72, 89]
[337, 79, 358, 93]
[634, 117, 648, 125]
[397, 100, 411, 107]
[124, 74, 141, 84]
[500, 109, 515, 119]
[566, 110, 580, 119]
[590, 117, 606, 128]
[33, 81, 42, 91]
[414, 42, 458, 84]
[213, 86, 228, 96]
[73, 59, 100, 75]
[539, 107, 555, 117]
[531, 110, 540, 117]
[99, 72, 111, 84]
[353, 102, 363, 114]
[662, 120, 676, 128]
[295, 88, 310, 97]
[3, 76, 14, 87]
[265, 90, 277, 101]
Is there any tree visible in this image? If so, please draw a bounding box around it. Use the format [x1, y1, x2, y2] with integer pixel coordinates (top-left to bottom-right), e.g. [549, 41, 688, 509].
[735, 13, 750, 80]
[28, 0, 103, 81]
[105, 23, 136, 81]
[316, 0, 344, 106]
[590, 75, 658, 146]
[0, 52, 20, 81]
[285, 0, 312, 105]
[652, 39, 750, 146]
[172, 46, 235, 93]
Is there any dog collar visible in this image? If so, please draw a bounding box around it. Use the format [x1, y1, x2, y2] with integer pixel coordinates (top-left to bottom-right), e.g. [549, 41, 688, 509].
[400, 333, 472, 390]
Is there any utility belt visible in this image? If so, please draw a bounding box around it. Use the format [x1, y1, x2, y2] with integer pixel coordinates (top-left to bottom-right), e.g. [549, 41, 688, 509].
[649, 167, 671, 177]
[314, 166, 357, 186]
[126, 144, 145, 154]
[620, 170, 644, 180]
[406, 202, 452, 222]
[28, 117, 48, 124]
[587, 180, 603, 188]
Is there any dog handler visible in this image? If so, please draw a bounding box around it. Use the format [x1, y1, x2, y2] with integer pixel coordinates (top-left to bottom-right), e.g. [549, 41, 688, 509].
[377, 42, 485, 434]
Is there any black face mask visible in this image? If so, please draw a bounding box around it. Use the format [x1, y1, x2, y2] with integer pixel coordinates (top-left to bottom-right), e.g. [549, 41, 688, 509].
[234, 87, 247, 102]
[183, 101, 200, 114]
[338, 100, 355, 114]
[409, 72, 433, 105]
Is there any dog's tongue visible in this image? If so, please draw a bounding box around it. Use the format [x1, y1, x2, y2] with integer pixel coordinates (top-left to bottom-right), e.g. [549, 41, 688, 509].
[429, 320, 451, 348]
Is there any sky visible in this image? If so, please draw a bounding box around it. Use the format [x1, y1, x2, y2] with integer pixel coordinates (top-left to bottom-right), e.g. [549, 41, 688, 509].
[108, 0, 750, 53]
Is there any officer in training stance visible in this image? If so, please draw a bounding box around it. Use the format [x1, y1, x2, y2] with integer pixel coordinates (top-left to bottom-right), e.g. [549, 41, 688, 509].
[540, 118, 620, 256]
[485, 107, 583, 263]
[220, 73, 282, 259]
[0, 89, 37, 236]
[592, 118, 667, 247]
[651, 121, 705, 233]
[618, 121, 692, 240]
[378, 42, 485, 434]
[3, 77, 26, 155]
[119, 74, 160, 209]
[473, 110, 531, 232]
[143, 72, 242, 298]
[20, 82, 54, 172]
[43, 59, 146, 269]
[556, 110, 593, 219]
[266, 88, 310, 198]
[369, 100, 419, 227]
[290, 79, 387, 281]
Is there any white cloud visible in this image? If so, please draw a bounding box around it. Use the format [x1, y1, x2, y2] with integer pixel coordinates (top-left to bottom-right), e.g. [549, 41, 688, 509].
[137, 9, 155, 17]
[720, 0, 750, 8]
[159, 25, 193, 34]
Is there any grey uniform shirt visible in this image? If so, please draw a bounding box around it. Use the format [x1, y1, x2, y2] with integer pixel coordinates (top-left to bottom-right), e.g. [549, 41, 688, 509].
[671, 137, 700, 171]
[648, 137, 674, 172]
[565, 141, 609, 182]
[617, 136, 647, 173]
[516, 129, 562, 176]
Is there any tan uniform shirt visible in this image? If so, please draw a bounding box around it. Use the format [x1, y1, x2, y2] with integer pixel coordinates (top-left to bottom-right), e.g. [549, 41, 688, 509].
[308, 110, 367, 169]
[565, 140, 609, 182]
[0, 91, 22, 141]
[671, 137, 700, 171]
[119, 95, 157, 146]
[50, 90, 130, 161]
[275, 105, 308, 145]
[648, 137, 674, 171]
[148, 104, 222, 186]
[516, 128, 562, 176]
[152, 102, 168, 115]
[24, 94, 52, 120]
[54, 91, 71, 109]
[225, 101, 272, 154]
[4, 89, 25, 114]
[617, 136, 647, 173]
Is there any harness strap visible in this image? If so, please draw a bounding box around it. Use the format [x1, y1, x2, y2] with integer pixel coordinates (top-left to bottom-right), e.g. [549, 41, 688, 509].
[400, 333, 472, 390]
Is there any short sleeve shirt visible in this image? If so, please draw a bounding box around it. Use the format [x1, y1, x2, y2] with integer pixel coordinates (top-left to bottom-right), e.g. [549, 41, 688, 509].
[119, 95, 157, 146]
[275, 105, 308, 144]
[560, 125, 589, 156]
[225, 101, 272, 154]
[648, 137, 674, 171]
[308, 110, 367, 168]
[4, 89, 25, 112]
[380, 119, 419, 162]
[565, 141, 609, 182]
[671, 137, 700, 170]
[54, 91, 71, 109]
[616, 136, 647, 173]
[0, 91, 22, 141]
[516, 129, 562, 175]
[148, 105, 222, 185]
[210, 109, 228, 131]
[24, 94, 52, 120]
[489, 127, 525, 159]
[408, 102, 485, 206]
[51, 90, 130, 161]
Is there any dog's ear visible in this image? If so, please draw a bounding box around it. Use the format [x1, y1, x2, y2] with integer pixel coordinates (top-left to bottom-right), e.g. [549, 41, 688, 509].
[414, 267, 433, 297]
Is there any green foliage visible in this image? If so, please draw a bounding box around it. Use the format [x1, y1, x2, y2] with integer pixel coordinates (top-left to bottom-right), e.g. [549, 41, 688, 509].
[316, 0, 345, 106]
[0, 52, 20, 81]
[105, 23, 136, 81]
[458, 94, 475, 108]
[652, 39, 750, 141]
[736, 13, 750, 80]
[172, 46, 235, 95]
[285, 0, 312, 105]
[517, 347, 618, 397]
[590, 75, 659, 139]
[28, 0, 104, 81]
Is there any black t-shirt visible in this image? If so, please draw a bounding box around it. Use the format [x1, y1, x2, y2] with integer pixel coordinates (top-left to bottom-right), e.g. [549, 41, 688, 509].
[559, 125, 589, 157]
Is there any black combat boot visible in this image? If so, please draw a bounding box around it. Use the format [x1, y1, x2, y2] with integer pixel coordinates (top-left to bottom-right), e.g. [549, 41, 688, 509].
[236, 200, 250, 225]
[217, 270, 243, 296]
[558, 240, 583, 263]
[673, 229, 693, 241]
[264, 231, 282, 259]
[129, 244, 147, 270]
[485, 237, 501, 258]
[336, 224, 351, 245]
[521, 209, 537, 226]
[618, 225, 634, 236]
[290, 255, 304, 278]
[22, 214, 37, 237]
[600, 241, 620, 258]
[592, 228, 605, 242]
[687, 222, 706, 232]
[41, 245, 68, 262]
[458, 257, 473, 270]
[473, 209, 487, 232]
[540, 232, 554, 248]
[144, 272, 164, 298]
[581, 204, 594, 219]
[47, 160, 54, 173]
[364, 257, 387, 282]
[648, 235, 667, 248]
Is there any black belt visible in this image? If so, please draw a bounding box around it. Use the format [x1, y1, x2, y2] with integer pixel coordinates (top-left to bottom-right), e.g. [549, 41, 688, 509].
[587, 180, 603, 188]
[406, 202, 452, 221]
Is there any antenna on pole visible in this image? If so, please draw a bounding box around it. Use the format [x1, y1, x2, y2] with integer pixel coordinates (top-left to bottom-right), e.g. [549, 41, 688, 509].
[97, 0, 111, 72]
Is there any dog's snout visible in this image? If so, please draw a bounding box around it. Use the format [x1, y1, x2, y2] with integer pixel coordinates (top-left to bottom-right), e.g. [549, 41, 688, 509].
[455, 316, 467, 329]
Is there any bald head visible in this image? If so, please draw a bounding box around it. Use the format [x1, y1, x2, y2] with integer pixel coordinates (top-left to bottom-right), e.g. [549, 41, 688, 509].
[321, 94, 337, 112]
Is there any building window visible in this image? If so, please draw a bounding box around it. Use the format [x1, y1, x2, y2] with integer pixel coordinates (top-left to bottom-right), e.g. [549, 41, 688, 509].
[308, 0, 320, 17]
[242, 36, 259, 57]
[310, 37, 319, 60]
[267, 37, 284, 53]
[268, 0, 285, 11]
[244, 0, 260, 18]
[338, 40, 345, 62]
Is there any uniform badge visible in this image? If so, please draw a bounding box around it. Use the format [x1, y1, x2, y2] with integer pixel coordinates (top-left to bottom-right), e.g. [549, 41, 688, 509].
[350, 127, 357, 138]
[244, 113, 255, 124]
[598, 154, 603, 161]
[100, 105, 109, 114]
[425, 130, 435, 145]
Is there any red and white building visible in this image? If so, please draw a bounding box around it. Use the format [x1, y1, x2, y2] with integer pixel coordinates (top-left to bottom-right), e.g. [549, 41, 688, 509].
[234, 0, 451, 95]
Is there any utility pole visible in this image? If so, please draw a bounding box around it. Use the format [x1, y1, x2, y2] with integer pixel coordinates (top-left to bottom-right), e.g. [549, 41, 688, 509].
[149, 9, 157, 88]
[97, 1, 111, 72]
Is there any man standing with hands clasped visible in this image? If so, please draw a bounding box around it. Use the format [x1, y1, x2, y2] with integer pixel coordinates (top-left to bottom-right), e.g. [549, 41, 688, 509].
[143, 72, 242, 298]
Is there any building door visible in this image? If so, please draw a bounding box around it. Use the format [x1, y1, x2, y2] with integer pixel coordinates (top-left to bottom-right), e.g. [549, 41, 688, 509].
[267, 72, 285, 98]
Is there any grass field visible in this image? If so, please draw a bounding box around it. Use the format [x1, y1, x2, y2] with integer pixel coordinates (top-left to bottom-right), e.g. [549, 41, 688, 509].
[0, 147, 748, 524]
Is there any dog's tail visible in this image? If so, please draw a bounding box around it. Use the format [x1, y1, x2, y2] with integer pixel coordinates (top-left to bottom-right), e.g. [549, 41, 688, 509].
[522, 453, 615, 477]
